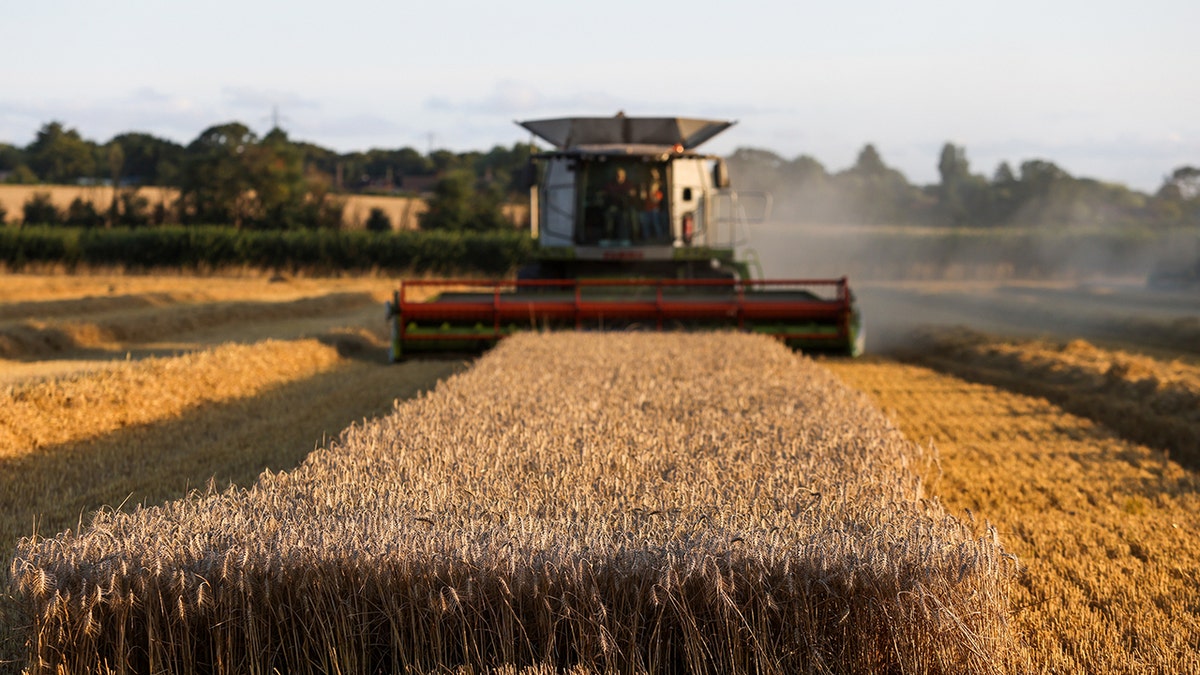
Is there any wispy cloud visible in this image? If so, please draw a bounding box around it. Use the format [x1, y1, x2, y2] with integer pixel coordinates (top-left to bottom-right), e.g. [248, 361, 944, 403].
[222, 86, 321, 111]
[424, 81, 625, 116]
[0, 89, 220, 145]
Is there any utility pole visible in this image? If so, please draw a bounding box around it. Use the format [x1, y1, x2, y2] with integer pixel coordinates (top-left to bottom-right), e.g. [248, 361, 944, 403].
[265, 105, 289, 132]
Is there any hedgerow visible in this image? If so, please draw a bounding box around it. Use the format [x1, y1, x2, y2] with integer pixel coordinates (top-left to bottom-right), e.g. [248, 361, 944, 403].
[0, 226, 533, 275]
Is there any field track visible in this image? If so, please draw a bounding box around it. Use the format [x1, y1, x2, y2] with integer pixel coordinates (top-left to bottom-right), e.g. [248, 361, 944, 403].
[2, 272, 1199, 672]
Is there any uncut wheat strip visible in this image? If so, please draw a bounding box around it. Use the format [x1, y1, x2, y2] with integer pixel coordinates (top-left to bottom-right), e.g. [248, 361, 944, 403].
[12, 333, 1018, 673]
[0, 339, 343, 457]
[14, 329, 1012, 662]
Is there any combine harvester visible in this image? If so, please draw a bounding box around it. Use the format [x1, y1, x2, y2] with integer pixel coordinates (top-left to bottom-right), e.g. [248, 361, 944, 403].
[387, 115, 863, 360]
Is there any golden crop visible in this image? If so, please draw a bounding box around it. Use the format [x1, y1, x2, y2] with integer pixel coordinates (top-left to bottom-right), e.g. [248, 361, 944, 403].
[905, 328, 1200, 465]
[829, 353, 1200, 673]
[10, 333, 1019, 674]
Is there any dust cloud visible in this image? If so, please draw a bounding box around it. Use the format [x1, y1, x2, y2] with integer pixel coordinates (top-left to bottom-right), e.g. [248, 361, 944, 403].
[740, 216, 1200, 354]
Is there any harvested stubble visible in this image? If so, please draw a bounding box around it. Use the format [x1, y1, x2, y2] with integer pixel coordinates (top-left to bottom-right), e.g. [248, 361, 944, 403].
[826, 357, 1200, 673]
[902, 328, 1200, 467]
[10, 333, 1020, 674]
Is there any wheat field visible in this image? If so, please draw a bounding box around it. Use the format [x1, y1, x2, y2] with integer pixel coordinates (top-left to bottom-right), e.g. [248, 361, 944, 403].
[9, 333, 1020, 674]
[4, 271, 1198, 673]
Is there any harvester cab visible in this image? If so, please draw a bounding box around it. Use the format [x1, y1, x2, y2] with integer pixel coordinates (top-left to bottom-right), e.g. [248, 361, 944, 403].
[387, 114, 863, 360]
[517, 115, 755, 281]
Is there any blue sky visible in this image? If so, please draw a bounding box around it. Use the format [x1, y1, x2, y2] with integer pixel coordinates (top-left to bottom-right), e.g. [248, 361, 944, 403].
[2, 0, 1196, 191]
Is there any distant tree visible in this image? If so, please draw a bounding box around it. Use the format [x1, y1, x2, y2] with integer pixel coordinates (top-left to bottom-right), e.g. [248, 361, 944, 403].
[986, 161, 1020, 225]
[852, 144, 888, 176]
[105, 142, 125, 224]
[1165, 166, 1200, 201]
[937, 143, 971, 225]
[992, 162, 1016, 185]
[253, 127, 311, 229]
[4, 165, 38, 184]
[833, 144, 919, 224]
[179, 123, 347, 229]
[26, 122, 97, 183]
[726, 147, 787, 192]
[1152, 166, 1200, 225]
[179, 122, 260, 227]
[419, 169, 508, 231]
[365, 207, 392, 232]
[419, 170, 474, 231]
[785, 155, 829, 185]
[0, 202, 7, 225]
[116, 191, 151, 227]
[106, 132, 185, 186]
[473, 143, 536, 196]
[0, 143, 23, 173]
[1017, 160, 1069, 196]
[299, 167, 346, 229]
[429, 149, 461, 174]
[356, 147, 436, 191]
[23, 192, 62, 225]
[1010, 160, 1073, 226]
[65, 197, 104, 227]
[151, 199, 172, 226]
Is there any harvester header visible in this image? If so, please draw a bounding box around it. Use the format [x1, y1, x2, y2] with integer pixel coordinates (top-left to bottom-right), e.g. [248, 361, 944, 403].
[386, 114, 863, 359]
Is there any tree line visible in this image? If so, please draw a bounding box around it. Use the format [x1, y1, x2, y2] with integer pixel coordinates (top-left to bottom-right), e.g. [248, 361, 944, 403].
[725, 144, 1200, 229]
[0, 121, 533, 231]
[2, 121, 1197, 230]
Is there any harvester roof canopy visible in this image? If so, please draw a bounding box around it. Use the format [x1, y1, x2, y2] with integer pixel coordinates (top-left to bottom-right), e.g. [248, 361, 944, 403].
[518, 115, 735, 151]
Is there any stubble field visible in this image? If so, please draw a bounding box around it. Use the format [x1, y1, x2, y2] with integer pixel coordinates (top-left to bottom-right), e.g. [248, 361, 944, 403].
[1, 271, 1198, 673]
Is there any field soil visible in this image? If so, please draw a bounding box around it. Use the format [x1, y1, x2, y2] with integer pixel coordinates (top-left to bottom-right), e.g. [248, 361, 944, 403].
[2, 270, 1199, 672]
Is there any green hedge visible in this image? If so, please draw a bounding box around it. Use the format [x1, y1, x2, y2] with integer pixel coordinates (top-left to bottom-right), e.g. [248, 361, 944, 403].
[0, 226, 535, 275]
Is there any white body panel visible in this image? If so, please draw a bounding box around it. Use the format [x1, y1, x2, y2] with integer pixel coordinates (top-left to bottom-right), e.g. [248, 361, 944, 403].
[669, 158, 710, 247]
[539, 158, 576, 248]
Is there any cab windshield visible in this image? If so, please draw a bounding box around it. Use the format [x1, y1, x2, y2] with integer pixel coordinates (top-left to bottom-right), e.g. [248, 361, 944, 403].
[578, 160, 670, 246]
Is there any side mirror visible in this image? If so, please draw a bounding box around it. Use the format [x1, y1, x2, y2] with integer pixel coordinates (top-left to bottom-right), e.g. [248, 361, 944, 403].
[712, 159, 731, 188]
